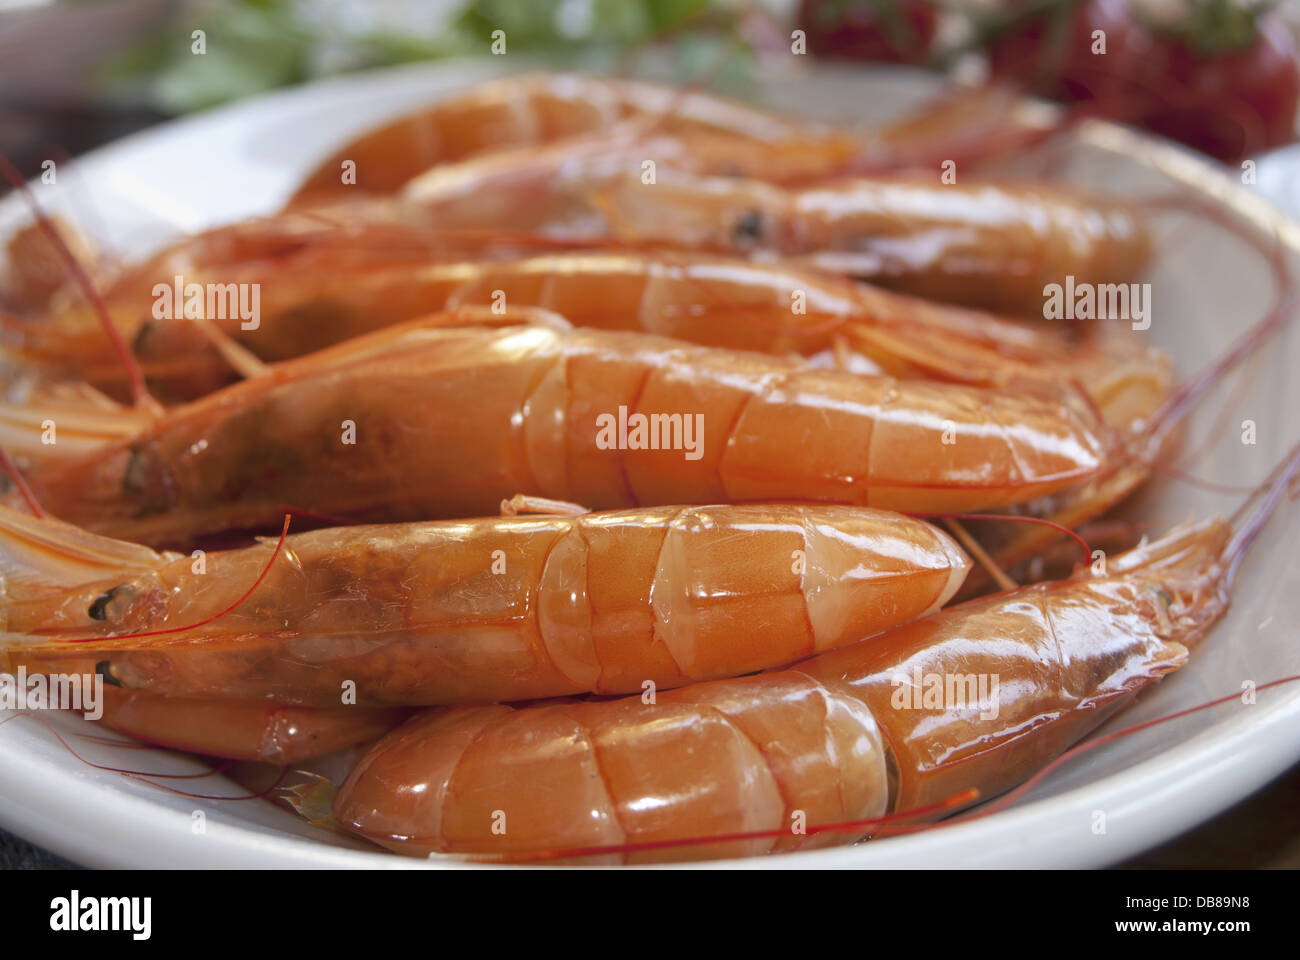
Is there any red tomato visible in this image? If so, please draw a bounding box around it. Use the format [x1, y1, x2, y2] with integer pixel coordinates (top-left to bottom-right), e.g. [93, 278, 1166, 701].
[986, 0, 1149, 109]
[1139, 13, 1300, 162]
[987, 1, 1299, 162]
[799, 0, 938, 65]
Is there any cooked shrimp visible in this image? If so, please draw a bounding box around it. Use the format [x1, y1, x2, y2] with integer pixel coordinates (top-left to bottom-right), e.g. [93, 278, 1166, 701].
[0, 499, 968, 706]
[331, 443, 1300, 863]
[7, 210, 483, 403]
[287, 73, 1051, 206]
[398, 146, 1149, 315]
[288, 72, 860, 204]
[11, 311, 1111, 545]
[15, 250, 1170, 429]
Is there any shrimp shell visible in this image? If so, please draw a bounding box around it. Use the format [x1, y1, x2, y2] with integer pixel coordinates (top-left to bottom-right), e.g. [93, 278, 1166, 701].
[95, 686, 410, 764]
[334, 518, 1232, 863]
[1, 503, 968, 706]
[16, 249, 1169, 430]
[399, 142, 1149, 315]
[20, 319, 1111, 545]
[288, 72, 1047, 206]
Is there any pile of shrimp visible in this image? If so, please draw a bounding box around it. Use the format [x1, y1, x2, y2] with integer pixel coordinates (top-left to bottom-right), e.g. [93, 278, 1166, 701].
[0, 72, 1294, 865]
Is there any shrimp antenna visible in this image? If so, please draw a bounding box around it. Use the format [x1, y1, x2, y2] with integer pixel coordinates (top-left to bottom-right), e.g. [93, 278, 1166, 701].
[0, 443, 45, 518]
[67, 514, 293, 644]
[0, 153, 160, 415]
[920, 512, 1091, 567]
[1137, 200, 1295, 463]
[8, 713, 292, 800]
[1223, 439, 1300, 590]
[937, 674, 1300, 833]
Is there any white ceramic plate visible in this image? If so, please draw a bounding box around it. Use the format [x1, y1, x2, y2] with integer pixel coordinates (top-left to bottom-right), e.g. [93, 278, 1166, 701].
[1, 60, 1298, 869]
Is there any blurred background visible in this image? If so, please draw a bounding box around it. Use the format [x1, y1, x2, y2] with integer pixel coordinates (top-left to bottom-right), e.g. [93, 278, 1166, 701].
[5, 0, 1300, 174]
[0, 0, 1298, 868]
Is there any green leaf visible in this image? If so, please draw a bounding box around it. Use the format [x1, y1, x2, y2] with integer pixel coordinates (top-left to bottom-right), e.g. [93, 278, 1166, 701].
[644, 0, 710, 32]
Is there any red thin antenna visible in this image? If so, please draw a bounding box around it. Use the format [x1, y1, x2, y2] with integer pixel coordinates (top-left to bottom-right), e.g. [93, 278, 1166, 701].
[67, 514, 292, 644]
[43, 143, 121, 272]
[1143, 459, 1258, 495]
[918, 511, 1092, 568]
[0, 713, 234, 781]
[2, 713, 292, 800]
[935, 674, 1300, 832]
[1223, 440, 1300, 589]
[276, 503, 353, 527]
[1135, 196, 1295, 463]
[0, 153, 160, 414]
[0, 445, 45, 518]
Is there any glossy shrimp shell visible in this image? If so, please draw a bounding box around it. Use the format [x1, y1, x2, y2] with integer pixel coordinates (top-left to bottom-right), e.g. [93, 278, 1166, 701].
[3, 503, 968, 706]
[590, 174, 1152, 316]
[6, 654, 410, 764]
[286, 73, 1061, 206]
[396, 137, 1150, 315]
[95, 686, 410, 764]
[287, 72, 865, 206]
[334, 518, 1232, 863]
[20, 318, 1111, 545]
[15, 248, 1169, 429]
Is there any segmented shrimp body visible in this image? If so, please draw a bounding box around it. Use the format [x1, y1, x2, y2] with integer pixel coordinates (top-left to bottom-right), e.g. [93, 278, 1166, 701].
[1, 502, 968, 706]
[597, 174, 1151, 317]
[333, 515, 1235, 863]
[288, 72, 866, 205]
[399, 144, 1150, 314]
[3, 66, 1262, 869]
[19, 316, 1111, 545]
[330, 252, 1168, 428]
[286, 73, 1050, 206]
[16, 248, 1169, 427]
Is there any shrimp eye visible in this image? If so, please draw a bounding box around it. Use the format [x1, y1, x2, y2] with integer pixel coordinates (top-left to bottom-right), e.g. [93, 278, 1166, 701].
[732, 209, 766, 245]
[88, 586, 124, 621]
[122, 442, 178, 515]
[94, 661, 122, 687]
[1155, 588, 1174, 608]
